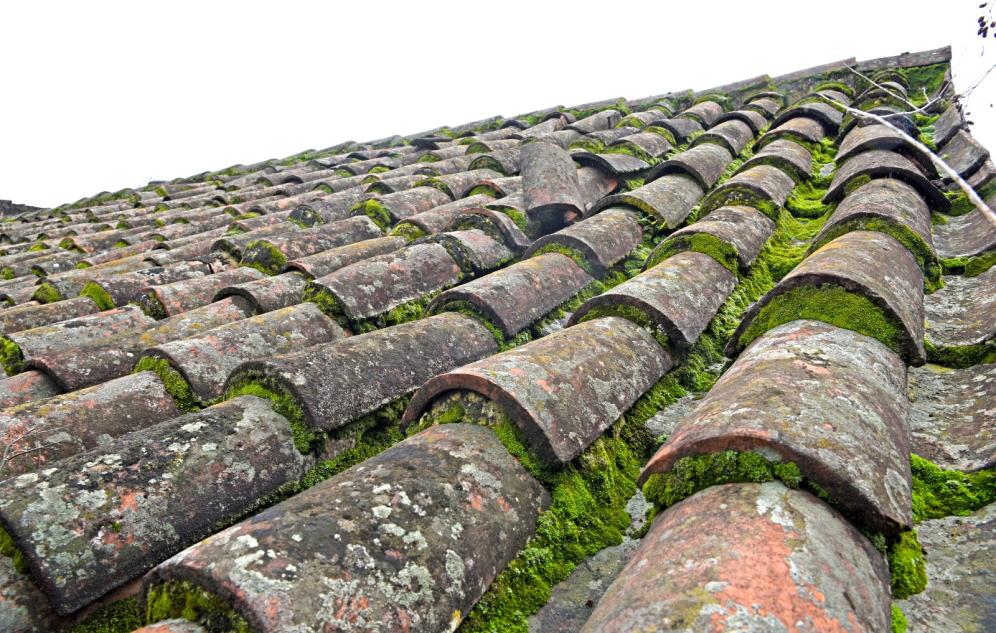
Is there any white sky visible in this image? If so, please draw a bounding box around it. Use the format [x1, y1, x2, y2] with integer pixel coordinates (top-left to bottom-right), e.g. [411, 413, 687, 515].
[2, 1, 994, 207]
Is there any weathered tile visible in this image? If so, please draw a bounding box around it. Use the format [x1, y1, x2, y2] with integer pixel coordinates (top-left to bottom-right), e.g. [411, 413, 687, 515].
[142, 424, 548, 633]
[582, 482, 891, 632]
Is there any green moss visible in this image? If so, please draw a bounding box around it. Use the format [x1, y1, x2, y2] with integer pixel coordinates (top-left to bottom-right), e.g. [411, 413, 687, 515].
[964, 250, 996, 277]
[644, 126, 676, 145]
[701, 185, 780, 220]
[418, 392, 652, 633]
[464, 141, 492, 153]
[0, 524, 30, 574]
[904, 63, 950, 106]
[568, 138, 606, 154]
[1, 268, 14, 280]
[739, 283, 903, 354]
[135, 292, 169, 320]
[134, 356, 200, 412]
[468, 155, 509, 175]
[642, 451, 803, 510]
[786, 178, 834, 218]
[891, 604, 908, 633]
[417, 152, 441, 163]
[843, 174, 874, 197]
[466, 185, 501, 198]
[66, 597, 142, 633]
[241, 241, 287, 275]
[369, 165, 390, 174]
[390, 222, 428, 243]
[910, 454, 996, 522]
[810, 216, 939, 285]
[943, 190, 975, 216]
[81, 281, 116, 310]
[0, 337, 25, 376]
[27, 243, 48, 252]
[646, 232, 739, 274]
[413, 177, 453, 197]
[294, 395, 410, 490]
[888, 530, 927, 598]
[526, 242, 593, 275]
[813, 81, 854, 97]
[939, 250, 996, 277]
[146, 579, 252, 633]
[303, 284, 435, 333]
[31, 282, 63, 304]
[577, 303, 669, 349]
[225, 376, 320, 455]
[350, 198, 392, 230]
[491, 205, 528, 232]
[604, 142, 656, 164]
[923, 337, 996, 369]
[930, 211, 948, 225]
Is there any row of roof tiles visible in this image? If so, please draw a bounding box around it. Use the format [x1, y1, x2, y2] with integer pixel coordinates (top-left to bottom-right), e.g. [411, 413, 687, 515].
[0, 45, 992, 632]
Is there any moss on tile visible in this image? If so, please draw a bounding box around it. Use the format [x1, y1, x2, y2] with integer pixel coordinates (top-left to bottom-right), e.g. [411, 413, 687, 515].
[31, 282, 63, 304]
[939, 250, 996, 277]
[466, 184, 501, 198]
[738, 284, 904, 355]
[903, 63, 950, 106]
[434, 299, 532, 352]
[294, 395, 411, 490]
[644, 126, 676, 145]
[468, 156, 509, 175]
[910, 453, 996, 522]
[146, 579, 252, 633]
[350, 198, 392, 230]
[813, 81, 855, 97]
[1, 268, 14, 279]
[923, 338, 996, 369]
[134, 292, 169, 320]
[27, 243, 48, 252]
[66, 597, 142, 633]
[786, 178, 835, 218]
[0, 523, 30, 574]
[942, 190, 975, 217]
[0, 337, 25, 376]
[390, 222, 428, 243]
[645, 232, 739, 274]
[413, 177, 453, 198]
[888, 529, 927, 598]
[568, 138, 606, 154]
[526, 242, 593, 275]
[702, 186, 780, 220]
[134, 356, 200, 412]
[811, 216, 940, 288]
[842, 174, 874, 198]
[303, 283, 438, 334]
[891, 604, 908, 633]
[241, 241, 287, 276]
[576, 304, 669, 350]
[416, 392, 651, 633]
[642, 451, 803, 510]
[81, 281, 116, 311]
[225, 376, 319, 455]
[603, 142, 655, 164]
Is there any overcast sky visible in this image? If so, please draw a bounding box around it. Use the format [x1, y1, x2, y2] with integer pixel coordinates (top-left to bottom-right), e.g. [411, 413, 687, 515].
[2, 1, 994, 207]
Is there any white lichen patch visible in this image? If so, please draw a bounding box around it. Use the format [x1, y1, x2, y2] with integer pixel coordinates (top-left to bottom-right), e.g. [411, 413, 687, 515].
[180, 421, 208, 434]
[371, 505, 392, 519]
[444, 549, 465, 598]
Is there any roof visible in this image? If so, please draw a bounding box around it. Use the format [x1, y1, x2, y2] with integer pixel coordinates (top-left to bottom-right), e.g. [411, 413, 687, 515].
[0, 44, 993, 633]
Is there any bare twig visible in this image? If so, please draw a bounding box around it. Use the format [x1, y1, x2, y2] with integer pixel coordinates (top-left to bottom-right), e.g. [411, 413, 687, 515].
[844, 64, 928, 113]
[818, 93, 996, 228]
